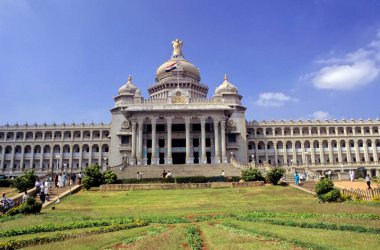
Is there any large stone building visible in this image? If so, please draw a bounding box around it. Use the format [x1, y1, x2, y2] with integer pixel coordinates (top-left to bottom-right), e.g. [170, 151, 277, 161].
[1, 40, 380, 177]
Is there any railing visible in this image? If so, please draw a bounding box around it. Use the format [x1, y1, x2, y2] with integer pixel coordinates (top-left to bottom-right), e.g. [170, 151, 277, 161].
[342, 188, 380, 201]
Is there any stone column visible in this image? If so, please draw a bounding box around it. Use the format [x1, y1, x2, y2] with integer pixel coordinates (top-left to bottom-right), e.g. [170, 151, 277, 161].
[167, 118, 173, 165]
[372, 139, 378, 164]
[220, 120, 227, 163]
[283, 140, 288, 165]
[137, 119, 144, 165]
[213, 119, 220, 163]
[200, 117, 207, 164]
[310, 142, 315, 165]
[49, 145, 54, 172]
[328, 140, 334, 165]
[337, 140, 343, 163]
[0, 147, 5, 172]
[185, 117, 191, 164]
[345, 139, 352, 163]
[354, 140, 360, 163]
[29, 145, 34, 171]
[319, 140, 325, 165]
[131, 120, 136, 165]
[151, 118, 157, 165]
[274, 141, 278, 166]
[39, 147, 44, 172]
[292, 141, 296, 165]
[20, 146, 25, 171]
[363, 140, 370, 163]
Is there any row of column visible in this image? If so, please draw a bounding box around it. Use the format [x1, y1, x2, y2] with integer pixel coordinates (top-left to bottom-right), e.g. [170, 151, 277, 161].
[253, 139, 380, 166]
[254, 126, 380, 137]
[1, 146, 106, 173]
[129, 117, 227, 165]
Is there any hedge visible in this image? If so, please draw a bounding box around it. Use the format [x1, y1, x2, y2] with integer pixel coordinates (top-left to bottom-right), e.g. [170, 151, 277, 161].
[0, 179, 12, 187]
[119, 176, 241, 184]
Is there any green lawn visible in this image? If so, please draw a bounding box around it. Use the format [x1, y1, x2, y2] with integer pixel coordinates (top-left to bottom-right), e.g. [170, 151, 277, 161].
[1, 185, 379, 249]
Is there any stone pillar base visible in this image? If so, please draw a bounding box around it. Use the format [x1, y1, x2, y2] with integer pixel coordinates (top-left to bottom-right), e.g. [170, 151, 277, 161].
[166, 158, 172, 165]
[130, 158, 136, 166]
[137, 159, 142, 165]
[186, 158, 192, 164]
[143, 158, 148, 165]
[213, 157, 221, 164]
[222, 157, 228, 163]
[151, 158, 158, 165]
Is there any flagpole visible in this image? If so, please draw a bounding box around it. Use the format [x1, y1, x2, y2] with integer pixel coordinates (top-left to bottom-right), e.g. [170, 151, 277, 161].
[177, 60, 180, 89]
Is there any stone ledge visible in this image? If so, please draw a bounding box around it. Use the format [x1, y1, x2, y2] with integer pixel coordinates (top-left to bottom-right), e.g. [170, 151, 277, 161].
[99, 181, 264, 191]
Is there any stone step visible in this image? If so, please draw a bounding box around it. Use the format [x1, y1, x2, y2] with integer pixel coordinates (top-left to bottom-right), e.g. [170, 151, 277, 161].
[115, 163, 241, 179]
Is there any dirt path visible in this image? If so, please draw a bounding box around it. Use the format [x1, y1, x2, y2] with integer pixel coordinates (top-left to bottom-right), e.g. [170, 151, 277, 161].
[334, 180, 378, 190]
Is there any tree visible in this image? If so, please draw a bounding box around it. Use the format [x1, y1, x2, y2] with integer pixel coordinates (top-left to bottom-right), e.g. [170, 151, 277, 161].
[241, 168, 264, 181]
[266, 168, 285, 185]
[82, 164, 103, 190]
[315, 177, 342, 202]
[102, 170, 117, 184]
[13, 170, 36, 192]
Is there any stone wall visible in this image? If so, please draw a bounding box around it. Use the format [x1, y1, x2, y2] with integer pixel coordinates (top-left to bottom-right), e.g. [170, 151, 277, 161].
[99, 181, 264, 191]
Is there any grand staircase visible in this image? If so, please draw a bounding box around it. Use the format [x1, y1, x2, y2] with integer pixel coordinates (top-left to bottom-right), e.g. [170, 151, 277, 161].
[114, 163, 242, 179]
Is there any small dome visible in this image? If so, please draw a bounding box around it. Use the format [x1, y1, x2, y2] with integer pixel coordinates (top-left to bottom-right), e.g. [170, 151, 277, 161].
[215, 74, 238, 95]
[118, 75, 138, 95]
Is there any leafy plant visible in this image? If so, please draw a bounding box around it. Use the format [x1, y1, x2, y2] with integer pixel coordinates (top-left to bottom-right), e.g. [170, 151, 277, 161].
[315, 178, 334, 196]
[102, 170, 117, 184]
[320, 189, 341, 202]
[6, 197, 42, 216]
[82, 164, 103, 190]
[185, 225, 203, 250]
[241, 168, 264, 181]
[266, 168, 285, 185]
[12, 170, 36, 192]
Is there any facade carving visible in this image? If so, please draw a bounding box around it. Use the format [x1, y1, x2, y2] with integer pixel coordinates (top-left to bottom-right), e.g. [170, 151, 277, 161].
[0, 40, 379, 177]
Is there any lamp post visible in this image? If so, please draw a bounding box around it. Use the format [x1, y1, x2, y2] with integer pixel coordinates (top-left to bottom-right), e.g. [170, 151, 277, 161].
[252, 154, 255, 167]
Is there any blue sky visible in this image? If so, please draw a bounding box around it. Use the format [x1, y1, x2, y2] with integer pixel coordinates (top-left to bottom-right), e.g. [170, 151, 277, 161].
[1, 0, 380, 124]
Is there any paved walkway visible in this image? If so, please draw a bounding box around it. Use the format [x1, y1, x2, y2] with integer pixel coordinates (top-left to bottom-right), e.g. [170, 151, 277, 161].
[334, 181, 378, 190]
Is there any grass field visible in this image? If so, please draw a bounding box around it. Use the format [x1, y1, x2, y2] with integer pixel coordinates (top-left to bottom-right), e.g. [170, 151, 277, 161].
[1, 184, 379, 249]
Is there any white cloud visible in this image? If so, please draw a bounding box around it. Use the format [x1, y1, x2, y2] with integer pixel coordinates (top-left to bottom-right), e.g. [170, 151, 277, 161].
[313, 61, 379, 90]
[256, 92, 297, 107]
[302, 30, 380, 91]
[311, 111, 330, 120]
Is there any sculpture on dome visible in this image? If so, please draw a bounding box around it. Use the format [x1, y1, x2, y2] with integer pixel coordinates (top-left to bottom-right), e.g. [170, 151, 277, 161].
[172, 39, 183, 56]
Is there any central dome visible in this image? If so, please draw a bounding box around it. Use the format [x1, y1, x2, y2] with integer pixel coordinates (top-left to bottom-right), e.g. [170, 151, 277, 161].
[155, 39, 200, 82]
[148, 39, 208, 99]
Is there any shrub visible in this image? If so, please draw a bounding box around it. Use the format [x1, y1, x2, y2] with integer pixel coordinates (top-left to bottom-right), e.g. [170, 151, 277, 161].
[82, 164, 103, 190]
[6, 197, 42, 216]
[266, 168, 285, 185]
[175, 176, 209, 183]
[315, 177, 334, 196]
[320, 188, 341, 202]
[12, 170, 36, 192]
[102, 170, 117, 184]
[0, 179, 12, 187]
[241, 168, 264, 182]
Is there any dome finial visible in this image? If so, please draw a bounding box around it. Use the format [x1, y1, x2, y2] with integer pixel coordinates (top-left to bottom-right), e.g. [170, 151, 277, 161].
[224, 74, 228, 81]
[128, 75, 132, 82]
[172, 39, 183, 57]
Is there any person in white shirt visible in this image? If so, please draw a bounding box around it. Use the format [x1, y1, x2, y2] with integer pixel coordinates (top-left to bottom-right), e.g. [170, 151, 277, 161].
[166, 171, 173, 178]
[365, 174, 372, 190]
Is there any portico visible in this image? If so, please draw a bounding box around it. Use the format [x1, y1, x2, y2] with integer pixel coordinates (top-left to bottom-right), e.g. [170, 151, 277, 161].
[125, 113, 229, 166]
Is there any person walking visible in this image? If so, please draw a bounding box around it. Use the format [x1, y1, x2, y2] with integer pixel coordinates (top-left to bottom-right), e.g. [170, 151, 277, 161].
[365, 174, 372, 190]
[294, 172, 300, 186]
